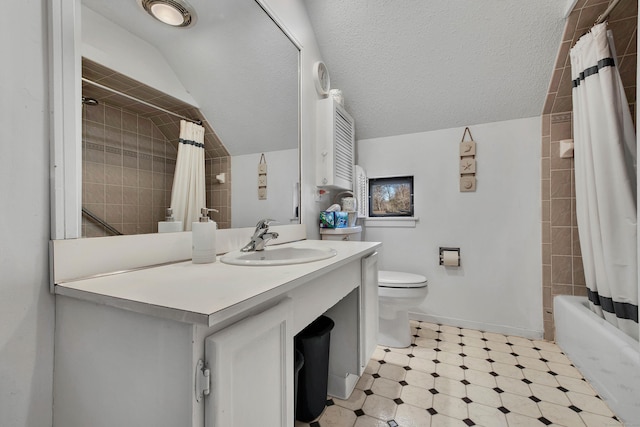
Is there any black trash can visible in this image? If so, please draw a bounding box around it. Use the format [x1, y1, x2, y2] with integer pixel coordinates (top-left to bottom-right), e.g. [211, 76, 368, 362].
[295, 315, 335, 422]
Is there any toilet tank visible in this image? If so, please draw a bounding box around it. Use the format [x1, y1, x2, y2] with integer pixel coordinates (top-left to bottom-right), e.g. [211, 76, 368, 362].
[319, 226, 362, 241]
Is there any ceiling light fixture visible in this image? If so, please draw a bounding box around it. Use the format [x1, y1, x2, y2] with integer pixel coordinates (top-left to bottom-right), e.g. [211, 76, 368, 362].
[138, 0, 196, 28]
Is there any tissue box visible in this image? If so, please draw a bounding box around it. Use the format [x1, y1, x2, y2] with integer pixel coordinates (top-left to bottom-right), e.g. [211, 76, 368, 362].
[319, 211, 349, 228]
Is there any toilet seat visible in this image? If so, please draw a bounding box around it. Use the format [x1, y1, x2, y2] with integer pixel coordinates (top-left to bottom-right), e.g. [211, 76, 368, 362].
[378, 270, 427, 289]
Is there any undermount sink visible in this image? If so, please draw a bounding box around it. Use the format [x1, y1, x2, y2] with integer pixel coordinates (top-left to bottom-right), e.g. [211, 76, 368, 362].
[220, 246, 337, 266]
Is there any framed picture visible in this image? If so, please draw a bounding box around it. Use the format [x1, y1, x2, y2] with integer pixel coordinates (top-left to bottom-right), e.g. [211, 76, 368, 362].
[368, 176, 414, 217]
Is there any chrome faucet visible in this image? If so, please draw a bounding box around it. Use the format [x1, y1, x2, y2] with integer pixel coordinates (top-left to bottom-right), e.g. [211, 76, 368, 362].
[241, 219, 279, 252]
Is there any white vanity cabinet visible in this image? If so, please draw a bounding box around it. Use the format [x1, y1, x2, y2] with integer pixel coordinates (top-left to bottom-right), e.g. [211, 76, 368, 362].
[52, 240, 380, 427]
[204, 299, 294, 427]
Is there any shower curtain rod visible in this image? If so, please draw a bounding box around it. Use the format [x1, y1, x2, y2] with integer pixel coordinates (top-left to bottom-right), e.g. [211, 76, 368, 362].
[81, 78, 202, 125]
[595, 0, 622, 25]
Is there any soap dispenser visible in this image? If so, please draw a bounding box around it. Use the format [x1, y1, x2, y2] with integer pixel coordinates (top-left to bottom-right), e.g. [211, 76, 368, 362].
[192, 208, 218, 264]
[158, 207, 183, 233]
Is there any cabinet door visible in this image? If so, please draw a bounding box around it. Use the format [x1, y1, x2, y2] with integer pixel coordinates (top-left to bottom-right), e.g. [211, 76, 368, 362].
[205, 299, 293, 427]
[360, 252, 379, 373]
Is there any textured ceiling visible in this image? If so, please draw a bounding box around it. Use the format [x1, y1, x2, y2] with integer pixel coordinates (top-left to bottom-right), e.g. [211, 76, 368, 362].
[303, 1, 567, 140]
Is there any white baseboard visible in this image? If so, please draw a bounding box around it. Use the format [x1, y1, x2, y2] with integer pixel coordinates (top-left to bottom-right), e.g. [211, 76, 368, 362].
[409, 311, 544, 340]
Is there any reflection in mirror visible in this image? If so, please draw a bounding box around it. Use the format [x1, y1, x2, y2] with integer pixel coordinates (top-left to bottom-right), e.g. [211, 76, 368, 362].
[81, 59, 230, 236]
[77, 0, 300, 237]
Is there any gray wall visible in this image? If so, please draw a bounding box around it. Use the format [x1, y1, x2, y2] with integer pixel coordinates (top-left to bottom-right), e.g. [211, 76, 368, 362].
[0, 0, 55, 425]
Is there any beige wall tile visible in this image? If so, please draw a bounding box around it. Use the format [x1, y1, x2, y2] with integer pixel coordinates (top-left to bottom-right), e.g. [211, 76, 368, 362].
[543, 265, 551, 287]
[574, 285, 588, 297]
[572, 226, 582, 256]
[551, 198, 572, 226]
[541, 200, 550, 222]
[552, 96, 572, 113]
[106, 185, 123, 205]
[550, 142, 573, 170]
[122, 204, 138, 224]
[551, 227, 572, 255]
[541, 179, 550, 201]
[543, 286, 553, 310]
[84, 161, 104, 184]
[541, 158, 550, 179]
[542, 243, 552, 265]
[550, 170, 572, 198]
[552, 284, 574, 296]
[84, 183, 105, 204]
[542, 115, 551, 136]
[105, 203, 123, 224]
[541, 136, 551, 157]
[542, 222, 551, 244]
[573, 256, 586, 286]
[556, 67, 574, 98]
[551, 255, 573, 284]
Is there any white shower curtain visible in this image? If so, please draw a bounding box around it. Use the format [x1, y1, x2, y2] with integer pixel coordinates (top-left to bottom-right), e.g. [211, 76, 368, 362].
[570, 23, 638, 340]
[170, 120, 206, 231]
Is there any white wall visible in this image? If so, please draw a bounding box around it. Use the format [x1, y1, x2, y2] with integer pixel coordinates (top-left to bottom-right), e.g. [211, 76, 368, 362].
[231, 149, 299, 228]
[0, 1, 55, 426]
[358, 117, 543, 338]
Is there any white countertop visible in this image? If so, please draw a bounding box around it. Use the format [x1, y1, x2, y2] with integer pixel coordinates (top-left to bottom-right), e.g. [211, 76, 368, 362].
[55, 240, 380, 326]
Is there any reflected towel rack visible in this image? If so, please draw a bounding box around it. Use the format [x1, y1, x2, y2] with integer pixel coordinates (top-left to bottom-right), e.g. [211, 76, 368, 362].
[82, 78, 202, 125]
[82, 207, 123, 236]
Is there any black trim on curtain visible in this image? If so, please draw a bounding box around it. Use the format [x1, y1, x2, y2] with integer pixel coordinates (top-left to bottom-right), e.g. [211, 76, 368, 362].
[588, 288, 639, 323]
[179, 138, 205, 149]
[572, 57, 616, 88]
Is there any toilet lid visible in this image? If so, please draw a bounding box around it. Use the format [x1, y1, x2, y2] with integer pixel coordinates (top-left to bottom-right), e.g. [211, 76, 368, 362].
[379, 270, 427, 288]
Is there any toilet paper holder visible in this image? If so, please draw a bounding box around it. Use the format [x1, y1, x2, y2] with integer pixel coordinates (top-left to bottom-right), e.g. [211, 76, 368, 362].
[439, 247, 461, 266]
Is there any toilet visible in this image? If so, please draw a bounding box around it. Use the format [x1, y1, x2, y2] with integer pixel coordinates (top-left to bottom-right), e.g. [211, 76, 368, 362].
[378, 270, 428, 348]
[320, 227, 428, 348]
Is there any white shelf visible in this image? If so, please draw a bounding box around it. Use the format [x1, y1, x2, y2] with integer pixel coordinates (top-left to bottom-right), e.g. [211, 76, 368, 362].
[364, 217, 419, 228]
[319, 226, 362, 235]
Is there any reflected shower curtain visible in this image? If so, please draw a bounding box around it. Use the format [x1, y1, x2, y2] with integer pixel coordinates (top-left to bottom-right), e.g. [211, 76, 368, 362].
[570, 22, 638, 340]
[170, 120, 206, 231]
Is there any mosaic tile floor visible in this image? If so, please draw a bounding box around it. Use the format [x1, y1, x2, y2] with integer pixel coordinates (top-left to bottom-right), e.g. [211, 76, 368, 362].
[295, 320, 623, 427]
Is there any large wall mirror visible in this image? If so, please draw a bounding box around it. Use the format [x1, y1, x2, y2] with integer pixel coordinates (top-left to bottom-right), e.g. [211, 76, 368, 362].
[51, 0, 300, 239]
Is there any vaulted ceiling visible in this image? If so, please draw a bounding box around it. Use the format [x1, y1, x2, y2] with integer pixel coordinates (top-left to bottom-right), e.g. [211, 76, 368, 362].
[303, 1, 569, 140]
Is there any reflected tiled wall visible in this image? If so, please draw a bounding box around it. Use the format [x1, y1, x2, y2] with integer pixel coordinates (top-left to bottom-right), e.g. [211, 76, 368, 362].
[83, 103, 233, 235]
[81, 58, 232, 236]
[541, 0, 637, 339]
[206, 157, 232, 229]
[83, 103, 177, 236]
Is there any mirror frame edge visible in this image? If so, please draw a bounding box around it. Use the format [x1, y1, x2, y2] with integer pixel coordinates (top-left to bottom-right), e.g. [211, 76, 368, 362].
[49, 0, 304, 240]
[50, 0, 82, 240]
[254, 0, 304, 227]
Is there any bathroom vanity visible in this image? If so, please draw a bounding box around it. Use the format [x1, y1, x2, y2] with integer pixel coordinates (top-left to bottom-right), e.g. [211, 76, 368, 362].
[52, 237, 379, 427]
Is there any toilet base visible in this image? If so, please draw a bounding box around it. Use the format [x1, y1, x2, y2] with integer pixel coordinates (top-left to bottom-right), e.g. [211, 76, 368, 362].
[378, 309, 412, 348]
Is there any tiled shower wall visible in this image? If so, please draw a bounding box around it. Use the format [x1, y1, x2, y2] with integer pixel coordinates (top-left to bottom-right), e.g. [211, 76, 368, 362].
[541, 0, 637, 339]
[82, 103, 178, 236]
[206, 157, 232, 229]
[82, 103, 233, 236]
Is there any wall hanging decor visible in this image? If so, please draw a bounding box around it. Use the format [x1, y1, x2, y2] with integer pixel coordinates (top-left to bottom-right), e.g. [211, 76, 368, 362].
[459, 127, 477, 192]
[258, 153, 267, 200]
